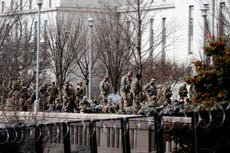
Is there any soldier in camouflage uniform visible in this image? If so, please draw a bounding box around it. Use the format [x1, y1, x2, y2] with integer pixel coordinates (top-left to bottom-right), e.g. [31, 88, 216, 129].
[179, 83, 188, 100]
[47, 82, 59, 106]
[24, 80, 36, 110]
[63, 82, 76, 112]
[8, 79, 21, 110]
[189, 84, 196, 102]
[120, 70, 133, 109]
[0, 80, 7, 109]
[53, 97, 63, 112]
[75, 81, 86, 108]
[130, 74, 141, 102]
[79, 96, 91, 113]
[18, 79, 29, 111]
[39, 82, 50, 111]
[130, 74, 142, 113]
[102, 95, 119, 113]
[144, 78, 157, 103]
[99, 75, 110, 104]
[164, 85, 172, 104]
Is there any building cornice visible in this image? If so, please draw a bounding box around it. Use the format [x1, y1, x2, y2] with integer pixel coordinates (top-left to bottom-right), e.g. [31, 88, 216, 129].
[0, 6, 108, 17]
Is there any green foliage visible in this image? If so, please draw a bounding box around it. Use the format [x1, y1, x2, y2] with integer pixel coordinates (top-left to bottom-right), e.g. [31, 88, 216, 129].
[164, 109, 230, 153]
[167, 37, 230, 153]
[186, 37, 230, 103]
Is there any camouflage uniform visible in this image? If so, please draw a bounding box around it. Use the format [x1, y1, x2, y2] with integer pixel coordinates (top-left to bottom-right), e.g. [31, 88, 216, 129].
[102, 96, 119, 113]
[54, 97, 63, 112]
[47, 82, 59, 105]
[39, 83, 50, 111]
[164, 85, 172, 104]
[147, 95, 158, 107]
[144, 78, 157, 103]
[75, 81, 86, 108]
[102, 103, 118, 113]
[79, 97, 91, 113]
[130, 74, 141, 102]
[63, 83, 76, 112]
[120, 71, 133, 108]
[10, 80, 21, 110]
[99, 76, 110, 103]
[179, 83, 188, 100]
[130, 74, 142, 112]
[189, 84, 196, 102]
[18, 80, 29, 111]
[24, 81, 36, 110]
[0, 81, 7, 109]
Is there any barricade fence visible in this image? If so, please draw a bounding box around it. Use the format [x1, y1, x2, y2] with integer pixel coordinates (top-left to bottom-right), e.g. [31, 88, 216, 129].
[0, 101, 230, 153]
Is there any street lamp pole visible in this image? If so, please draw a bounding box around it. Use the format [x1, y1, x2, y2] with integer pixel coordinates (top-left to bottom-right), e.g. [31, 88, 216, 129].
[88, 17, 95, 103]
[35, 0, 43, 113]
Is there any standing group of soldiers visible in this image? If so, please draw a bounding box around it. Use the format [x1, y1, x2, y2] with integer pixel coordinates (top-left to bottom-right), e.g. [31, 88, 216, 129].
[99, 70, 159, 114]
[0, 78, 87, 112]
[99, 69, 191, 114]
[0, 70, 190, 114]
[119, 70, 159, 114]
[0, 78, 36, 111]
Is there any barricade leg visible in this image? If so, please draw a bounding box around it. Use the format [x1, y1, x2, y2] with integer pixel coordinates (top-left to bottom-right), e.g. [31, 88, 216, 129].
[121, 118, 130, 153]
[90, 120, 98, 153]
[155, 114, 164, 153]
[63, 123, 71, 153]
[35, 125, 43, 153]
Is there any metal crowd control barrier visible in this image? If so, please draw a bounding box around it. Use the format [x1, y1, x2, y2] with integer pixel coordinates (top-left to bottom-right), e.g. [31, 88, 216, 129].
[0, 101, 229, 153]
[0, 112, 148, 153]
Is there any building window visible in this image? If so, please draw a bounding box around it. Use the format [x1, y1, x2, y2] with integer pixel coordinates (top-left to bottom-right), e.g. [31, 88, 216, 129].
[204, 4, 209, 20]
[49, 0, 52, 8]
[149, 18, 154, 56]
[24, 21, 28, 39]
[10, 1, 13, 10]
[44, 20, 48, 33]
[15, 23, 19, 39]
[29, 0, 32, 9]
[20, 0, 23, 11]
[201, 3, 210, 48]
[34, 21, 37, 41]
[218, 2, 225, 37]
[43, 20, 48, 42]
[188, 5, 194, 54]
[204, 4, 209, 9]
[126, 20, 131, 48]
[162, 17, 166, 62]
[1, 1, 4, 13]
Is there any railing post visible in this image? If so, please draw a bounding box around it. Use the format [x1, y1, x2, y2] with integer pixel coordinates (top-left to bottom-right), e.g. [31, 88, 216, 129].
[121, 118, 130, 153]
[35, 125, 43, 153]
[90, 120, 98, 153]
[63, 122, 71, 153]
